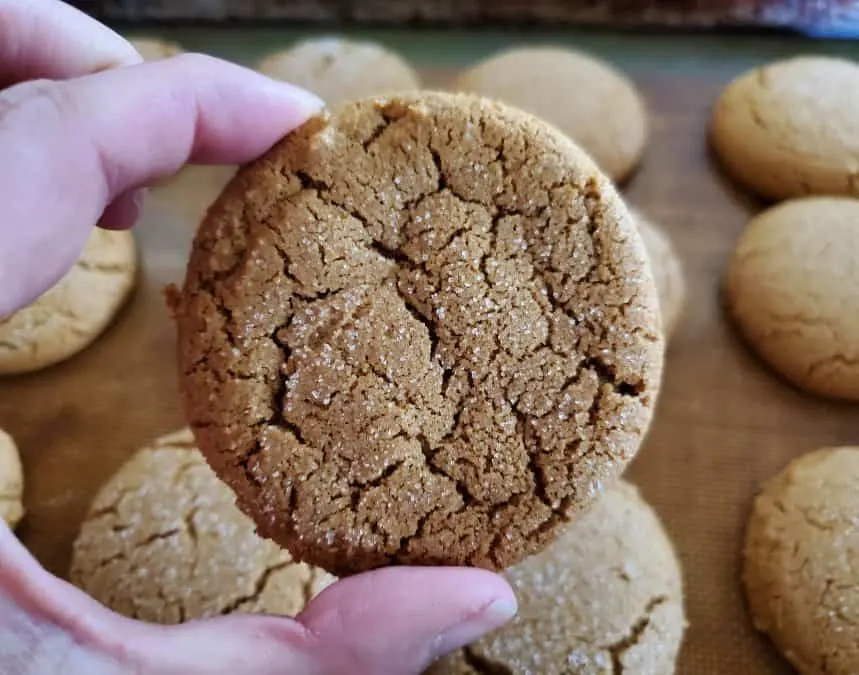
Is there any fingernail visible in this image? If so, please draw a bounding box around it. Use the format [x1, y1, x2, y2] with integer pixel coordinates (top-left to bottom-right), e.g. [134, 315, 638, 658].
[432, 596, 518, 659]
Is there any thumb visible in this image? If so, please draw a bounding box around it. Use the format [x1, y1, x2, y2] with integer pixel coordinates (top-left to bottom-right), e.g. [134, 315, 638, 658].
[121, 567, 515, 675]
[1, 524, 515, 674]
[297, 567, 517, 674]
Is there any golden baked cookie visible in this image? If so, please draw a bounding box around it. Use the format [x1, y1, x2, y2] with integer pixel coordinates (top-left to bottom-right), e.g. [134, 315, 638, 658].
[128, 37, 183, 61]
[428, 481, 686, 675]
[70, 429, 334, 624]
[711, 56, 859, 200]
[744, 447, 859, 675]
[633, 211, 685, 341]
[455, 47, 648, 182]
[0, 229, 136, 375]
[172, 92, 664, 576]
[724, 197, 859, 401]
[256, 37, 420, 106]
[0, 429, 24, 528]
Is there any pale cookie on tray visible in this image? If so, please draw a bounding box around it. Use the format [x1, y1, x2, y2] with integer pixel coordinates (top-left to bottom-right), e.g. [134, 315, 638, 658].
[0, 429, 24, 528]
[427, 480, 686, 675]
[711, 56, 859, 201]
[0, 229, 136, 375]
[724, 196, 859, 401]
[70, 429, 334, 624]
[256, 37, 421, 106]
[633, 210, 685, 341]
[455, 47, 648, 182]
[172, 92, 664, 576]
[128, 37, 183, 61]
[744, 447, 859, 675]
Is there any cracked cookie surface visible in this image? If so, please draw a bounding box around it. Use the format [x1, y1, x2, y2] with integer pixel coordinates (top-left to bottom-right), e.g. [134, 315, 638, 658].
[174, 92, 663, 575]
[69, 429, 334, 624]
[711, 56, 859, 200]
[257, 37, 420, 106]
[0, 429, 23, 528]
[455, 47, 648, 183]
[426, 480, 686, 675]
[724, 197, 859, 401]
[0, 229, 136, 375]
[743, 447, 859, 675]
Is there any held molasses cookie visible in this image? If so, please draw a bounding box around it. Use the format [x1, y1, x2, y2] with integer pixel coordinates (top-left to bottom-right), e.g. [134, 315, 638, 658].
[70, 429, 334, 624]
[724, 197, 859, 401]
[633, 210, 685, 342]
[0, 429, 24, 528]
[128, 37, 183, 61]
[173, 92, 664, 576]
[711, 56, 859, 200]
[427, 481, 686, 675]
[0, 229, 136, 375]
[256, 37, 420, 106]
[743, 448, 859, 675]
[455, 47, 648, 182]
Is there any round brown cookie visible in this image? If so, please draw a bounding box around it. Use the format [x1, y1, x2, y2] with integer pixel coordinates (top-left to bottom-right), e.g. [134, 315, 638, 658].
[129, 37, 183, 61]
[0, 429, 24, 528]
[632, 210, 685, 341]
[0, 229, 136, 375]
[711, 56, 859, 201]
[70, 429, 334, 624]
[743, 447, 859, 675]
[724, 197, 859, 401]
[173, 91, 664, 576]
[256, 37, 420, 106]
[427, 480, 686, 675]
[455, 47, 648, 183]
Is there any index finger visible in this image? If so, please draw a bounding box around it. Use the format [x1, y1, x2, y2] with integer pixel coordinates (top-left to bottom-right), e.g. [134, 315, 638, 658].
[0, 0, 140, 87]
[0, 54, 323, 316]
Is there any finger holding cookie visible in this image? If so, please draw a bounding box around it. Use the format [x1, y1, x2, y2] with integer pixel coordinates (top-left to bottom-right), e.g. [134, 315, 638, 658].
[0, 52, 323, 317]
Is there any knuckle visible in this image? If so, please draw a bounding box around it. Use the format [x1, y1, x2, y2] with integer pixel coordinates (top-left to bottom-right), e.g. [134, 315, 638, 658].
[0, 78, 73, 125]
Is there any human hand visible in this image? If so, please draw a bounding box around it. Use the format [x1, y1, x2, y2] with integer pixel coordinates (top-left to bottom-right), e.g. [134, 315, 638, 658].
[1, 523, 514, 674]
[0, 2, 517, 673]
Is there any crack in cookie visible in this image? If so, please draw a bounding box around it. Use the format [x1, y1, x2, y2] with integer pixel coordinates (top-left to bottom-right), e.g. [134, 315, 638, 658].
[69, 429, 334, 624]
[426, 481, 685, 674]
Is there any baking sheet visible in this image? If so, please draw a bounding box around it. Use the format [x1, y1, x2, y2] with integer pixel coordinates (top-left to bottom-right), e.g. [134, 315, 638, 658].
[2, 28, 859, 674]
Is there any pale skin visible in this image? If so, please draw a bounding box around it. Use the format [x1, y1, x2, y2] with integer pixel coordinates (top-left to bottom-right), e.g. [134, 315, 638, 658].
[0, 2, 517, 673]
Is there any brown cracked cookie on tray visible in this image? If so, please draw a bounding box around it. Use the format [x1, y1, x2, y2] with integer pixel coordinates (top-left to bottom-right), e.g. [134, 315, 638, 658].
[724, 196, 859, 401]
[0, 429, 24, 528]
[0, 229, 136, 375]
[456, 47, 649, 183]
[427, 481, 686, 675]
[172, 92, 664, 576]
[257, 37, 421, 106]
[743, 447, 859, 675]
[632, 210, 685, 343]
[711, 56, 859, 201]
[70, 429, 333, 623]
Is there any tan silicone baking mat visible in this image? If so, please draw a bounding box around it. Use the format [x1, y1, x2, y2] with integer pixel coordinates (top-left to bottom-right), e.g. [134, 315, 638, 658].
[2, 28, 858, 674]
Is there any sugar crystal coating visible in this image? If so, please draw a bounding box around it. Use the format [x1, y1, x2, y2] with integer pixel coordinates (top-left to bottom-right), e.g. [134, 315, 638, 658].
[70, 429, 333, 623]
[744, 447, 859, 675]
[427, 481, 686, 675]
